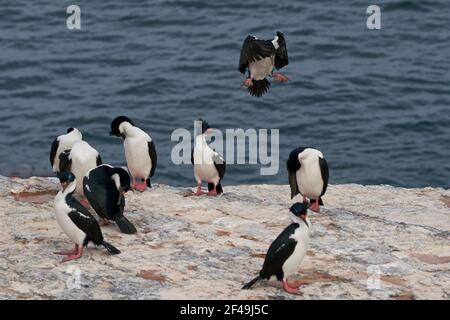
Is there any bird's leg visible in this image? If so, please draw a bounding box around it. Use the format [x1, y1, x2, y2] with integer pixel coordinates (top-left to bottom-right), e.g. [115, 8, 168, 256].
[61, 246, 83, 263]
[309, 201, 320, 213]
[207, 187, 219, 196]
[282, 279, 301, 295]
[79, 197, 90, 208]
[241, 77, 253, 88]
[271, 73, 290, 82]
[99, 218, 110, 226]
[194, 182, 205, 196]
[54, 244, 79, 256]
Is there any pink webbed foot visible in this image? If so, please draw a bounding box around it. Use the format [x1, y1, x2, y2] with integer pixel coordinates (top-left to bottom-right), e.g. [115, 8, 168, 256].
[99, 218, 110, 226]
[133, 181, 147, 192]
[241, 78, 253, 88]
[271, 73, 290, 82]
[54, 244, 79, 256]
[309, 201, 320, 213]
[207, 189, 219, 196]
[61, 246, 83, 263]
[194, 183, 205, 196]
[282, 279, 301, 295]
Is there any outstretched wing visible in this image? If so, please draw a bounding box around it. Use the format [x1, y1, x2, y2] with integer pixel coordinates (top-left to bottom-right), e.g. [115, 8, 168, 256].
[50, 138, 59, 168]
[67, 196, 103, 244]
[59, 149, 72, 173]
[286, 147, 306, 199]
[274, 32, 289, 70]
[260, 223, 299, 279]
[148, 141, 157, 177]
[239, 35, 276, 74]
[213, 153, 226, 179]
[319, 157, 329, 196]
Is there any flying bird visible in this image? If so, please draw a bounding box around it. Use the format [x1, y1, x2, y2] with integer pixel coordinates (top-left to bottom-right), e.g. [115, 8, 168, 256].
[238, 31, 289, 97]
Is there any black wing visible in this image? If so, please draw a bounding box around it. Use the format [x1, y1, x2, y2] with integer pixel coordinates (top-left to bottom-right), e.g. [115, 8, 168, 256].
[96, 154, 102, 166]
[239, 35, 276, 74]
[260, 223, 299, 280]
[59, 149, 72, 173]
[67, 196, 103, 245]
[148, 141, 157, 177]
[50, 139, 59, 168]
[319, 157, 329, 196]
[213, 153, 226, 179]
[286, 147, 306, 199]
[274, 32, 289, 70]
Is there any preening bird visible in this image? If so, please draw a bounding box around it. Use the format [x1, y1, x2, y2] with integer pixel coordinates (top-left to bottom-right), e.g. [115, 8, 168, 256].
[83, 164, 137, 234]
[49, 128, 82, 174]
[191, 119, 226, 196]
[287, 147, 329, 212]
[53, 171, 121, 263]
[239, 31, 289, 97]
[110, 116, 157, 192]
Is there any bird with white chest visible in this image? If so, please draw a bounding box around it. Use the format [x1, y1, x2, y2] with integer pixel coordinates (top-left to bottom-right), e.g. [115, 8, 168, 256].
[242, 202, 311, 295]
[53, 171, 121, 262]
[110, 116, 157, 192]
[287, 147, 329, 212]
[49, 128, 82, 174]
[239, 31, 290, 97]
[191, 119, 226, 196]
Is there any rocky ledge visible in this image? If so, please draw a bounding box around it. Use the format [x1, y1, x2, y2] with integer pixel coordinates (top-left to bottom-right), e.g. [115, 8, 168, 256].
[0, 176, 449, 300]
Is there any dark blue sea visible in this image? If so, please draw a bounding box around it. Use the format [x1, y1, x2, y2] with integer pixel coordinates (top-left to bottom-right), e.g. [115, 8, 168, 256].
[0, 0, 449, 188]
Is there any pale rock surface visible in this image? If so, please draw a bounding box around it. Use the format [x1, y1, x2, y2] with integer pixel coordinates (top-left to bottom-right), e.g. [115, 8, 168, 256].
[0, 176, 449, 299]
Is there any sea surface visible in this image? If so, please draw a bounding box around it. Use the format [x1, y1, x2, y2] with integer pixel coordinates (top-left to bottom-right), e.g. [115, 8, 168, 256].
[0, 0, 449, 188]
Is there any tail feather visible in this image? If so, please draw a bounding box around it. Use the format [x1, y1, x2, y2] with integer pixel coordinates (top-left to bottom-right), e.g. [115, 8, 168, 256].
[248, 78, 270, 97]
[146, 178, 152, 188]
[318, 198, 324, 206]
[114, 216, 137, 234]
[242, 275, 261, 290]
[102, 240, 121, 255]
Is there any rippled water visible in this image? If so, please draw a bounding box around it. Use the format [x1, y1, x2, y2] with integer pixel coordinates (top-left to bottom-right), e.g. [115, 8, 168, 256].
[1, 0, 449, 188]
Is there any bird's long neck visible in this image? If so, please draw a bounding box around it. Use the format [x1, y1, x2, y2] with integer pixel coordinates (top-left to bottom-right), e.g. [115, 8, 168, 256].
[195, 134, 207, 146]
[272, 36, 279, 49]
[63, 181, 77, 197]
[121, 122, 138, 137]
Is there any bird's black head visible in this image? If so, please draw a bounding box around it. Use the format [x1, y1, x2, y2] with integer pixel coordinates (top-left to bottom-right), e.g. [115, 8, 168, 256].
[58, 171, 76, 192]
[58, 171, 76, 184]
[290, 202, 308, 216]
[66, 128, 75, 134]
[276, 31, 285, 46]
[110, 116, 134, 137]
[290, 202, 309, 226]
[199, 119, 210, 134]
[111, 167, 131, 192]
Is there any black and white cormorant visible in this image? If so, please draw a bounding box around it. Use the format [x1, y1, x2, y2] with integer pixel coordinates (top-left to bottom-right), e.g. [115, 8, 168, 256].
[53, 171, 121, 262]
[110, 116, 157, 192]
[239, 31, 289, 97]
[49, 128, 82, 174]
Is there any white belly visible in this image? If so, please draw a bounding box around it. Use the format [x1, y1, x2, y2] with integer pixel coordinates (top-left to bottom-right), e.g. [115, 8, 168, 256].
[297, 160, 324, 199]
[282, 226, 310, 278]
[193, 145, 219, 183]
[124, 137, 152, 180]
[54, 193, 86, 245]
[249, 56, 274, 80]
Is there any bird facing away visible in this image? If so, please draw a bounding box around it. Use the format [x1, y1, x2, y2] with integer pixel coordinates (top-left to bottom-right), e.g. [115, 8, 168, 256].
[83, 164, 137, 234]
[239, 31, 289, 97]
[287, 147, 329, 212]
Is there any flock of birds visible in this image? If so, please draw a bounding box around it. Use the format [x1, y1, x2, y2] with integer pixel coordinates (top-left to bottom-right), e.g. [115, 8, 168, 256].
[48, 32, 330, 295]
